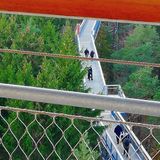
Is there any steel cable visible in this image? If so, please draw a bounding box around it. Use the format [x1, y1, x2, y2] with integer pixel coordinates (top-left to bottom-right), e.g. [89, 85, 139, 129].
[0, 48, 160, 68]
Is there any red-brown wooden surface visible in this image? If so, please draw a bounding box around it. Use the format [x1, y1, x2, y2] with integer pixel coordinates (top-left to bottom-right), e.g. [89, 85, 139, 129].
[0, 0, 160, 23]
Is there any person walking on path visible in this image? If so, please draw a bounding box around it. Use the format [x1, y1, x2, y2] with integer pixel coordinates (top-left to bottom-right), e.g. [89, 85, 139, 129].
[90, 50, 95, 58]
[88, 66, 93, 80]
[84, 48, 89, 57]
[114, 124, 123, 144]
[122, 134, 131, 157]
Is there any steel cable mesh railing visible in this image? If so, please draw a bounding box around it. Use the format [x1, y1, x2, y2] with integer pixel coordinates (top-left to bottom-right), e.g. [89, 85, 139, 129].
[0, 106, 160, 160]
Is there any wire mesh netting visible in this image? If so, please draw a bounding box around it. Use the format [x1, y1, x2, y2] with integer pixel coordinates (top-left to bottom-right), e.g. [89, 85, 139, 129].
[0, 106, 160, 160]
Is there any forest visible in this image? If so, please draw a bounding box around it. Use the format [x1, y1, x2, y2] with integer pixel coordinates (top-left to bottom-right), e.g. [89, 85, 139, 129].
[0, 14, 102, 159]
[96, 22, 160, 109]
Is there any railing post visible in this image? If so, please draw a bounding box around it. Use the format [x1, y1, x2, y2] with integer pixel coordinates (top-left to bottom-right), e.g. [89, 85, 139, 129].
[76, 23, 80, 35]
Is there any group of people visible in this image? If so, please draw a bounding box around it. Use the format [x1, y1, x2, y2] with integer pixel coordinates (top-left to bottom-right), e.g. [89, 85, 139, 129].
[84, 48, 130, 157]
[114, 125, 131, 157]
[84, 49, 131, 157]
[84, 48, 95, 58]
[84, 48, 95, 81]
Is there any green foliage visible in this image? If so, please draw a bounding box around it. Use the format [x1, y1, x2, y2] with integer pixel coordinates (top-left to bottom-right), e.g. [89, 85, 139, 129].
[111, 24, 159, 84]
[125, 25, 158, 48]
[41, 21, 59, 52]
[74, 133, 99, 160]
[112, 43, 154, 83]
[96, 24, 113, 55]
[95, 23, 113, 83]
[123, 68, 159, 99]
[153, 88, 160, 101]
[36, 58, 58, 88]
[0, 15, 17, 48]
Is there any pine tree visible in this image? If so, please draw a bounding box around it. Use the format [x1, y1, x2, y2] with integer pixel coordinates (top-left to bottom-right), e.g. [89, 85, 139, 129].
[111, 25, 159, 84]
[74, 133, 99, 160]
[123, 67, 159, 99]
